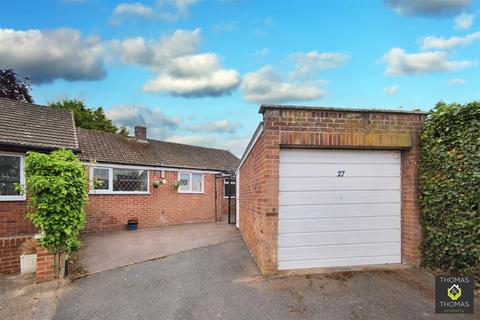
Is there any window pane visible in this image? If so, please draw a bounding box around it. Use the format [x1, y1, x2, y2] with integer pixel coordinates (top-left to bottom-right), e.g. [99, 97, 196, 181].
[224, 179, 235, 197]
[113, 169, 148, 192]
[92, 168, 109, 190]
[192, 173, 203, 192]
[0, 155, 20, 196]
[179, 173, 190, 192]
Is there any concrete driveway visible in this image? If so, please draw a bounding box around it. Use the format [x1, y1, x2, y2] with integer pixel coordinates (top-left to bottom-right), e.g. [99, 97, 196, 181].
[56, 238, 478, 320]
[77, 222, 240, 273]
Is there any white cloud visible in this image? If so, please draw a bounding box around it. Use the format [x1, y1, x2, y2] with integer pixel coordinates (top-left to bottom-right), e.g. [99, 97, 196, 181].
[111, 0, 198, 23]
[454, 13, 475, 29]
[112, 2, 154, 18]
[107, 105, 181, 130]
[143, 67, 240, 96]
[241, 65, 326, 103]
[448, 78, 466, 84]
[384, 0, 471, 16]
[166, 135, 249, 157]
[420, 31, 480, 50]
[0, 28, 105, 83]
[384, 85, 399, 95]
[184, 119, 241, 133]
[110, 28, 240, 97]
[290, 51, 350, 79]
[382, 47, 474, 75]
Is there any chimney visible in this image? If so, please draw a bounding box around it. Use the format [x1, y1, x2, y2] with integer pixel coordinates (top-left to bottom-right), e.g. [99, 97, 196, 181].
[134, 126, 147, 140]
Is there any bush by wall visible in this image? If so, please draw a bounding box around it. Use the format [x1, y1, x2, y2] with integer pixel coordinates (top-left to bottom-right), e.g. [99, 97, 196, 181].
[419, 101, 480, 278]
[24, 149, 88, 255]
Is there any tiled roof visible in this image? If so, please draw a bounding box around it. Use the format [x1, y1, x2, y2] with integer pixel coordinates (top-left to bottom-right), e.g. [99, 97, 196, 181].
[0, 97, 78, 150]
[76, 128, 240, 172]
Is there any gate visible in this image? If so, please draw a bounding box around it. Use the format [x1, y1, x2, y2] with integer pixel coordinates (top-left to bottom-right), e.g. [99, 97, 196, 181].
[215, 173, 236, 225]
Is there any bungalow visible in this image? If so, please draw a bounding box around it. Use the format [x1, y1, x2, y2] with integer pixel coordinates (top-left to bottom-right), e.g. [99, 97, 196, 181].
[0, 97, 239, 274]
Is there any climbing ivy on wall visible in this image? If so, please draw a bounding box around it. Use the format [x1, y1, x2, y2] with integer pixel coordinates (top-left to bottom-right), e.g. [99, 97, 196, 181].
[24, 149, 88, 255]
[419, 101, 480, 279]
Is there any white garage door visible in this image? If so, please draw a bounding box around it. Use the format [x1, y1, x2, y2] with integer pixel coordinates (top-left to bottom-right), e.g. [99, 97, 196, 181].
[278, 149, 401, 270]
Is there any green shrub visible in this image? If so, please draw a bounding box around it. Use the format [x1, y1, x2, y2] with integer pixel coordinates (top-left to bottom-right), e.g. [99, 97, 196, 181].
[24, 149, 88, 255]
[419, 101, 480, 279]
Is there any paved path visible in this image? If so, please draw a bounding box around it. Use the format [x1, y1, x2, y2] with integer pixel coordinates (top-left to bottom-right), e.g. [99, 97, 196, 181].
[77, 222, 240, 273]
[0, 273, 62, 320]
[56, 238, 479, 320]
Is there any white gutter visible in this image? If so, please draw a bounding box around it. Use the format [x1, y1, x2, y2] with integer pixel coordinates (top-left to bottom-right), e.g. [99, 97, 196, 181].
[235, 122, 264, 174]
[234, 122, 263, 229]
[82, 161, 223, 174]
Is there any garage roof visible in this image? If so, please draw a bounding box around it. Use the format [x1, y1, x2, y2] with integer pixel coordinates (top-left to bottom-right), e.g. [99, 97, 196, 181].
[259, 104, 429, 115]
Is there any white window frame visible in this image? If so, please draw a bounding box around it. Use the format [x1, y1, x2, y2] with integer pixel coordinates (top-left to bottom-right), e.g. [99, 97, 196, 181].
[223, 178, 236, 199]
[89, 165, 150, 195]
[177, 171, 204, 194]
[0, 151, 25, 201]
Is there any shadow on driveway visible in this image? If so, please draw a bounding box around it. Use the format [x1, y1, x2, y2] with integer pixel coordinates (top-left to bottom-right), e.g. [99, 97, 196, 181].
[57, 238, 478, 320]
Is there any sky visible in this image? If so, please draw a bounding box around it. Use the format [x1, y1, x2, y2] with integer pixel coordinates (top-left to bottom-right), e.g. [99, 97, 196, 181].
[0, 0, 479, 157]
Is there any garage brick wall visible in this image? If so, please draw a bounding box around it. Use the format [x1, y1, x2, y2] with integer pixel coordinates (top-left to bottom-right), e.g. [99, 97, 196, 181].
[238, 106, 426, 274]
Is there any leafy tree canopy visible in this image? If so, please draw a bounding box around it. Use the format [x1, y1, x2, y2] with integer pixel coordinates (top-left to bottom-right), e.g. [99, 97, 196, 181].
[0, 69, 34, 103]
[48, 99, 128, 135]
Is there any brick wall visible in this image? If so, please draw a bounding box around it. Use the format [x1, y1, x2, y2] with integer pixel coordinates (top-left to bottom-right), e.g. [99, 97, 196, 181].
[1, 168, 224, 274]
[36, 244, 55, 283]
[0, 200, 35, 237]
[85, 170, 218, 232]
[0, 199, 35, 274]
[0, 235, 33, 273]
[238, 107, 426, 274]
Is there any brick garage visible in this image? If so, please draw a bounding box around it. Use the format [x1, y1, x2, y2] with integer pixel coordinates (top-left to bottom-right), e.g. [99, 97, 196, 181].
[237, 105, 427, 274]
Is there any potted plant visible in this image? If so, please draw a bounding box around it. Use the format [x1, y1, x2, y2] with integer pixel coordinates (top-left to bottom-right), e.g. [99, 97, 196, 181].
[20, 239, 37, 274]
[173, 180, 180, 190]
[152, 180, 161, 189]
[127, 218, 138, 231]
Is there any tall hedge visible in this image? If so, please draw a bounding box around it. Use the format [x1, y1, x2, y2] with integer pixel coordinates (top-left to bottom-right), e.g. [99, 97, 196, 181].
[419, 101, 480, 278]
[25, 149, 88, 255]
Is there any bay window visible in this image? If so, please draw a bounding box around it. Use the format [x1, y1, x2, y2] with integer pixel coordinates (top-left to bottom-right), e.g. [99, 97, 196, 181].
[0, 152, 25, 201]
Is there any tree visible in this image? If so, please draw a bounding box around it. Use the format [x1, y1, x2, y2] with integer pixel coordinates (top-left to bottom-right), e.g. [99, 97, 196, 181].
[0, 69, 34, 103]
[49, 99, 127, 134]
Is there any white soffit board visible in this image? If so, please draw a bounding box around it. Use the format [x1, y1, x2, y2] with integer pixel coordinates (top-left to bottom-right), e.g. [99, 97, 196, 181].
[278, 149, 401, 270]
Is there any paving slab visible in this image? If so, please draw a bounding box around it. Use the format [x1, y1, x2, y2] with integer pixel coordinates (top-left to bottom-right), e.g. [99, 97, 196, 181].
[77, 221, 240, 273]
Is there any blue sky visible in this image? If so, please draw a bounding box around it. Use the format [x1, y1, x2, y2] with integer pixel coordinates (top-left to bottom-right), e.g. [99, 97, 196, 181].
[0, 0, 479, 156]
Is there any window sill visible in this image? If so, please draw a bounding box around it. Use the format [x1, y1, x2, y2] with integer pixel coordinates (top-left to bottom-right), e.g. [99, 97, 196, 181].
[0, 196, 26, 201]
[89, 191, 151, 195]
[177, 191, 205, 194]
